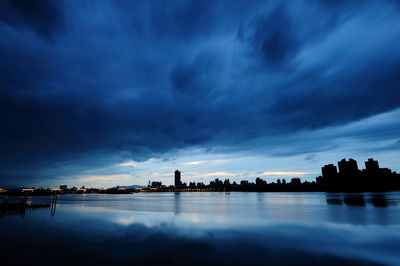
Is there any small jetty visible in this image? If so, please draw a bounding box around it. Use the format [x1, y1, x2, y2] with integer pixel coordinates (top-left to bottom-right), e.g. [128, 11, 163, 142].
[0, 195, 57, 218]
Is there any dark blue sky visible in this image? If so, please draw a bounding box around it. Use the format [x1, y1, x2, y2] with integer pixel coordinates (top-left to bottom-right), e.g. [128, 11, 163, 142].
[1, 0, 400, 187]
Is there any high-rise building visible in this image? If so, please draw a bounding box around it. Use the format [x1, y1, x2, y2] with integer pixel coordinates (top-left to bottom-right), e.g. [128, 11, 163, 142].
[338, 158, 359, 179]
[322, 164, 338, 183]
[365, 158, 379, 173]
[175, 170, 181, 188]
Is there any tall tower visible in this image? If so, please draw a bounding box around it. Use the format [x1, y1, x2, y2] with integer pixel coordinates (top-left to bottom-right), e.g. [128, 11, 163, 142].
[175, 170, 181, 188]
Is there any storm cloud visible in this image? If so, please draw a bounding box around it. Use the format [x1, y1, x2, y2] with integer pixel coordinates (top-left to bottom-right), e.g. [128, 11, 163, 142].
[1, 0, 400, 184]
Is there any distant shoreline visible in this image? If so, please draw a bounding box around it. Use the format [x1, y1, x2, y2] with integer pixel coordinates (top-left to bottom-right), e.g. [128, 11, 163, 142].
[2, 187, 400, 196]
[2, 157, 399, 196]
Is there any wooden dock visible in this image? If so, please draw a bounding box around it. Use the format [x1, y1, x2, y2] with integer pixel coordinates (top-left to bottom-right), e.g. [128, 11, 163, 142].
[0, 195, 57, 217]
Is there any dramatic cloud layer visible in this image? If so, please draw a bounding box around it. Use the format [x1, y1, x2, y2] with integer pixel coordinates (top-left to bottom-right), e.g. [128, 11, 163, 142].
[1, 0, 400, 186]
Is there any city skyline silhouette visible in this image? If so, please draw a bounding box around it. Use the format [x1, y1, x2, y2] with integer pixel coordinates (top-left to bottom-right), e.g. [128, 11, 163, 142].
[1, 158, 398, 194]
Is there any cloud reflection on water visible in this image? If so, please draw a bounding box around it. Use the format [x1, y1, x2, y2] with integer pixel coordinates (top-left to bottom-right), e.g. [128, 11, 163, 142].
[1, 192, 400, 265]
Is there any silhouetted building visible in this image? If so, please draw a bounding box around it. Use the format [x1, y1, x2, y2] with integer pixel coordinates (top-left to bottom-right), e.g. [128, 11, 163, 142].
[256, 177, 267, 186]
[318, 158, 400, 191]
[240, 180, 249, 187]
[365, 158, 379, 173]
[223, 179, 231, 189]
[322, 164, 338, 184]
[338, 158, 359, 181]
[59, 184, 67, 190]
[175, 170, 181, 188]
[210, 178, 223, 189]
[151, 181, 162, 188]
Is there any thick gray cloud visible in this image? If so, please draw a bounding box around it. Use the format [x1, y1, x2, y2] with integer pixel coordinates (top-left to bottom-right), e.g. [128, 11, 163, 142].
[1, 0, 400, 184]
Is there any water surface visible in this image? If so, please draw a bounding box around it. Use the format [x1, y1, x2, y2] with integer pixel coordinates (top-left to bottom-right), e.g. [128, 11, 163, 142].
[1, 192, 400, 265]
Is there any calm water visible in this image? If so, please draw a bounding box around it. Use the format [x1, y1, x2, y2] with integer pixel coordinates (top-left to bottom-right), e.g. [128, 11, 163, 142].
[1, 192, 400, 265]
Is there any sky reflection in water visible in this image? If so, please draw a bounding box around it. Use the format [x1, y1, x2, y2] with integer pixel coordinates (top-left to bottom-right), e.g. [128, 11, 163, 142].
[1, 192, 400, 265]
